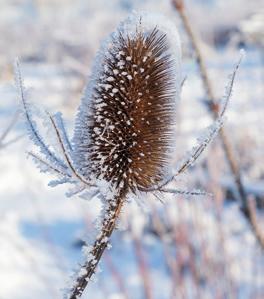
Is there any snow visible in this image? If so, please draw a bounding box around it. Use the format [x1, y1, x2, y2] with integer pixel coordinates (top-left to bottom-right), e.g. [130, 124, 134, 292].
[0, 0, 263, 299]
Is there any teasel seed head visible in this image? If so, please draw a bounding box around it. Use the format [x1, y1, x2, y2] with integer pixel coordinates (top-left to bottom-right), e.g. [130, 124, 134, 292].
[74, 13, 181, 193]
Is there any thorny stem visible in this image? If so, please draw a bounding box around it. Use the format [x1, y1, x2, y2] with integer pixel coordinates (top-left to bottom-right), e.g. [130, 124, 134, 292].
[172, 0, 264, 249]
[69, 189, 127, 299]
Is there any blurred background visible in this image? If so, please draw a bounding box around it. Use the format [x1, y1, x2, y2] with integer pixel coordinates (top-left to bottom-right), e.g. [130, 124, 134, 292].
[0, 0, 263, 298]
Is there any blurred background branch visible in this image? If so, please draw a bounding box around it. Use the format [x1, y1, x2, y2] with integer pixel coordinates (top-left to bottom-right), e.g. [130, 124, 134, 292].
[172, 0, 264, 250]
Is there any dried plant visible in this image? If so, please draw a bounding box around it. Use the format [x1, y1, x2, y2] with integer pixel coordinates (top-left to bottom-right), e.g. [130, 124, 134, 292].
[172, 0, 264, 250]
[15, 12, 239, 298]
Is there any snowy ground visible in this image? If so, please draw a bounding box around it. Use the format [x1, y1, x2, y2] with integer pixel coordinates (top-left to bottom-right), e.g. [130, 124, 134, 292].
[0, 0, 263, 299]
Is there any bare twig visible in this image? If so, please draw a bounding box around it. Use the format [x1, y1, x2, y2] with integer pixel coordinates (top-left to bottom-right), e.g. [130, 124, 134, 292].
[172, 0, 264, 249]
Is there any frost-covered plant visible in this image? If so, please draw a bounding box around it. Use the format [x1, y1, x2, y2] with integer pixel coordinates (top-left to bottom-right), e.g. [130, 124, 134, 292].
[15, 12, 237, 299]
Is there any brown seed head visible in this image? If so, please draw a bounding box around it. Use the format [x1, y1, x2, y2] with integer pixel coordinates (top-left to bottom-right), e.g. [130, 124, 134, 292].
[74, 22, 180, 193]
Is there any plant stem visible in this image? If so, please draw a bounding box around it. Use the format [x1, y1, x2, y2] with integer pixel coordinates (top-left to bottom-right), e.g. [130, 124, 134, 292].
[69, 190, 127, 299]
[172, 0, 264, 249]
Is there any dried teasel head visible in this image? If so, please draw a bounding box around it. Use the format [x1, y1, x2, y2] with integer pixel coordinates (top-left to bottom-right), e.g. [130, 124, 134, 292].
[74, 13, 181, 193]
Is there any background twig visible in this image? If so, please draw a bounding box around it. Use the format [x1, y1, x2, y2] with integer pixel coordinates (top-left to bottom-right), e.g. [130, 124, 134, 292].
[172, 0, 264, 249]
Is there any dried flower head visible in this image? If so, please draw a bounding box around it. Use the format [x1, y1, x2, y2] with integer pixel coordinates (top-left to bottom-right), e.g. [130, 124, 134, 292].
[74, 26, 180, 193]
